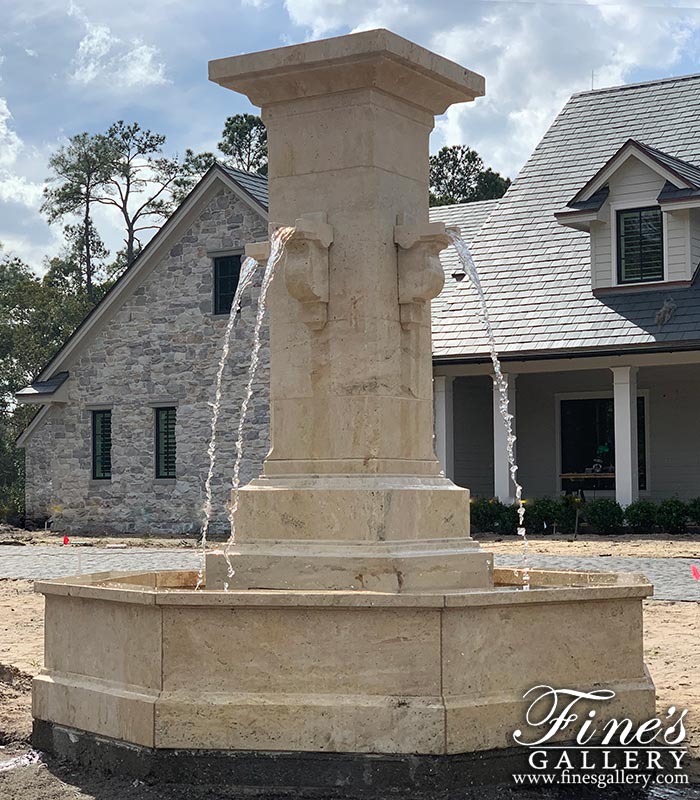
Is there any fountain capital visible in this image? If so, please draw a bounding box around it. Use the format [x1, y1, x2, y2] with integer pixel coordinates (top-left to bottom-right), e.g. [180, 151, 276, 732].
[209, 28, 484, 116]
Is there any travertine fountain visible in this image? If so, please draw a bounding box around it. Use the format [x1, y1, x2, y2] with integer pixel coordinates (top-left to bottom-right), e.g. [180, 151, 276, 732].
[33, 30, 655, 793]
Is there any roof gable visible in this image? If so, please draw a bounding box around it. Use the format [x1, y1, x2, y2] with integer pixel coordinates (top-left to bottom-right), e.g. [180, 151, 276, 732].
[569, 138, 700, 206]
[30, 165, 269, 386]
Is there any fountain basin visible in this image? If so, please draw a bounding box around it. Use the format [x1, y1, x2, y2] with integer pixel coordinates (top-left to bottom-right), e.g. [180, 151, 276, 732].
[33, 567, 655, 761]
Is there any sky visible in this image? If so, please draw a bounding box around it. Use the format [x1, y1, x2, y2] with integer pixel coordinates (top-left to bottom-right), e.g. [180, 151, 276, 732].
[2, 0, 700, 270]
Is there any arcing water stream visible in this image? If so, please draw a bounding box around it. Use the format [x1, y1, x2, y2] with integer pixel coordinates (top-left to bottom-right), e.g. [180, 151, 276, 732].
[196, 255, 259, 589]
[221, 227, 295, 587]
[446, 229, 529, 588]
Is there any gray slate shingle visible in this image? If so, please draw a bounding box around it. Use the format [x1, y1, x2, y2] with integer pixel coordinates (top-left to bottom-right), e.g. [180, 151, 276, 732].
[219, 164, 269, 210]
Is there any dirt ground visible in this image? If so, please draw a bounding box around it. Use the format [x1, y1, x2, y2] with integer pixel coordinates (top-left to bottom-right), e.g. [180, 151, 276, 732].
[0, 579, 698, 798]
[5, 522, 700, 559]
[0, 522, 193, 549]
[476, 531, 700, 559]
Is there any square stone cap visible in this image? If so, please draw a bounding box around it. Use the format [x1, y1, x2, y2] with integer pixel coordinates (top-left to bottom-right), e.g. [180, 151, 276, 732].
[209, 28, 485, 115]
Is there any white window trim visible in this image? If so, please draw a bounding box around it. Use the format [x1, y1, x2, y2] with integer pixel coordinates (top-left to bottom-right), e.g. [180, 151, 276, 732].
[609, 201, 666, 288]
[553, 389, 651, 496]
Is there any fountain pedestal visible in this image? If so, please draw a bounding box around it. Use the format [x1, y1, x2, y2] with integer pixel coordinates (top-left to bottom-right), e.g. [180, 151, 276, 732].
[206, 29, 492, 591]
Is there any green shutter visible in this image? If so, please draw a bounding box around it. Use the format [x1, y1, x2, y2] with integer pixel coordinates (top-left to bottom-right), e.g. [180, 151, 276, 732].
[92, 410, 112, 480]
[156, 407, 177, 479]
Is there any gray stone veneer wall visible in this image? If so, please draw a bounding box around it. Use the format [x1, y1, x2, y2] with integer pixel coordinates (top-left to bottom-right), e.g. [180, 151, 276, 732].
[24, 186, 269, 536]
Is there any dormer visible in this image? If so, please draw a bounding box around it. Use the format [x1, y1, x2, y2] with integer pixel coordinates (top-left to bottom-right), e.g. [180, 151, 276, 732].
[555, 139, 700, 292]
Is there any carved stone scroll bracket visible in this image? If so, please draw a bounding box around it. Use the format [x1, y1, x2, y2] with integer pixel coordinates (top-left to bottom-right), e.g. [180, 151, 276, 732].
[284, 212, 334, 331]
[244, 240, 271, 265]
[394, 219, 450, 330]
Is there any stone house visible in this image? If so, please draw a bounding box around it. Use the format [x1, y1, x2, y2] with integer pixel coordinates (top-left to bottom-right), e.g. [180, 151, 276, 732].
[17, 73, 700, 534]
[17, 165, 270, 535]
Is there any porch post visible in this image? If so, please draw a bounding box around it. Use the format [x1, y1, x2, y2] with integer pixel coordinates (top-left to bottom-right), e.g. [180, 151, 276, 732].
[493, 374, 517, 503]
[611, 366, 639, 506]
[433, 375, 454, 479]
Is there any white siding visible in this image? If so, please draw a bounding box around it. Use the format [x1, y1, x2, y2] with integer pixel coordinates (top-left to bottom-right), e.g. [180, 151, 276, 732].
[590, 219, 611, 289]
[665, 208, 689, 282]
[690, 208, 700, 276]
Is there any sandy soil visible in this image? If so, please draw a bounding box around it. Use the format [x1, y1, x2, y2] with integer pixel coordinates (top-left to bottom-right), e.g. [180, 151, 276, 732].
[476, 531, 700, 559]
[0, 580, 697, 798]
[0, 523, 194, 549]
[6, 523, 700, 559]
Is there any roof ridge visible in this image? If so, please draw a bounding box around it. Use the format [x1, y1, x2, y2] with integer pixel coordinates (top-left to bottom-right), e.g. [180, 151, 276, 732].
[571, 71, 700, 99]
[635, 139, 700, 165]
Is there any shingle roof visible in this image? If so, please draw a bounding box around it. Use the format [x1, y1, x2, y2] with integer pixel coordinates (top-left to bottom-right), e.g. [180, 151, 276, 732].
[635, 140, 700, 189]
[430, 199, 499, 277]
[431, 74, 700, 361]
[16, 371, 69, 398]
[218, 164, 269, 210]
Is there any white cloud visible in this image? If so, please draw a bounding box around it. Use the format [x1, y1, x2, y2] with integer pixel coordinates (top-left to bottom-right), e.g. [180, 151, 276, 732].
[68, 3, 169, 89]
[0, 97, 56, 267]
[283, 0, 700, 178]
[0, 98, 23, 170]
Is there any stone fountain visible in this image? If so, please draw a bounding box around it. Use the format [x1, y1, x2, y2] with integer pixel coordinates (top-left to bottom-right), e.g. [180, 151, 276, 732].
[32, 30, 655, 794]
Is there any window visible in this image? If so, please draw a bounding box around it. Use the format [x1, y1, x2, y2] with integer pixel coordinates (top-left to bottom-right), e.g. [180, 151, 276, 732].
[617, 207, 663, 284]
[92, 410, 112, 480]
[155, 407, 177, 479]
[560, 397, 646, 492]
[213, 254, 242, 315]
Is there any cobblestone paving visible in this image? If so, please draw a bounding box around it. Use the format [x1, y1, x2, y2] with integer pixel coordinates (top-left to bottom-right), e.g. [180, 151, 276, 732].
[493, 553, 700, 602]
[0, 546, 698, 601]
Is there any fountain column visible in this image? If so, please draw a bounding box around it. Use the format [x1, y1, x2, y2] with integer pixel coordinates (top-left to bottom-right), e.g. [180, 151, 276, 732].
[207, 29, 493, 590]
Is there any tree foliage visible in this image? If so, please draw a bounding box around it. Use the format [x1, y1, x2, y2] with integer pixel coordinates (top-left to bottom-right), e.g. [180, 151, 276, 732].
[41, 133, 114, 299]
[218, 113, 268, 174]
[429, 145, 511, 207]
[97, 121, 181, 266]
[173, 114, 269, 201]
[0, 249, 107, 522]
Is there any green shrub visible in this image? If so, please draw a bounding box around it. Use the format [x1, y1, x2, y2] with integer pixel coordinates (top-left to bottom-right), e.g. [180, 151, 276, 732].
[583, 498, 624, 534]
[624, 500, 657, 534]
[470, 497, 503, 533]
[496, 503, 519, 536]
[686, 497, 700, 526]
[655, 498, 688, 535]
[555, 496, 580, 535]
[0, 484, 24, 526]
[524, 497, 559, 535]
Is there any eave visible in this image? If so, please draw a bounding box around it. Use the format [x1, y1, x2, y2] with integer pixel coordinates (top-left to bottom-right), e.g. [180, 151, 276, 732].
[554, 208, 607, 232]
[15, 371, 70, 406]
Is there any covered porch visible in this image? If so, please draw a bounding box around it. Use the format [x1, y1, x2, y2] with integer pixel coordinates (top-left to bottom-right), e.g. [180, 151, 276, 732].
[433, 350, 700, 505]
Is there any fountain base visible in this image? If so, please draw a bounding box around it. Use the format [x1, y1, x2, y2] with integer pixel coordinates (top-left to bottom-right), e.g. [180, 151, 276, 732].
[31, 719, 542, 792]
[33, 567, 655, 762]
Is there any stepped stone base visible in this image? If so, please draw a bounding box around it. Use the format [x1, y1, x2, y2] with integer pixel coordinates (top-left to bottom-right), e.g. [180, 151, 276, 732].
[209, 474, 490, 591]
[206, 539, 493, 591]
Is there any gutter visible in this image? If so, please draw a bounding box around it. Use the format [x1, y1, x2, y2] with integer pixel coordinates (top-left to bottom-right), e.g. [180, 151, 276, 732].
[432, 341, 700, 366]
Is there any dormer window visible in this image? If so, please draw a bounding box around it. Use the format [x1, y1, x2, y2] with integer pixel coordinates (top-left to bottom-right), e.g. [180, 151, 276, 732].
[617, 207, 663, 284]
[555, 139, 700, 292]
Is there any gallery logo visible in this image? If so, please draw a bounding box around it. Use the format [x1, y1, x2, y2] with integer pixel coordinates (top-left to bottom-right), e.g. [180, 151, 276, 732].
[511, 685, 690, 790]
